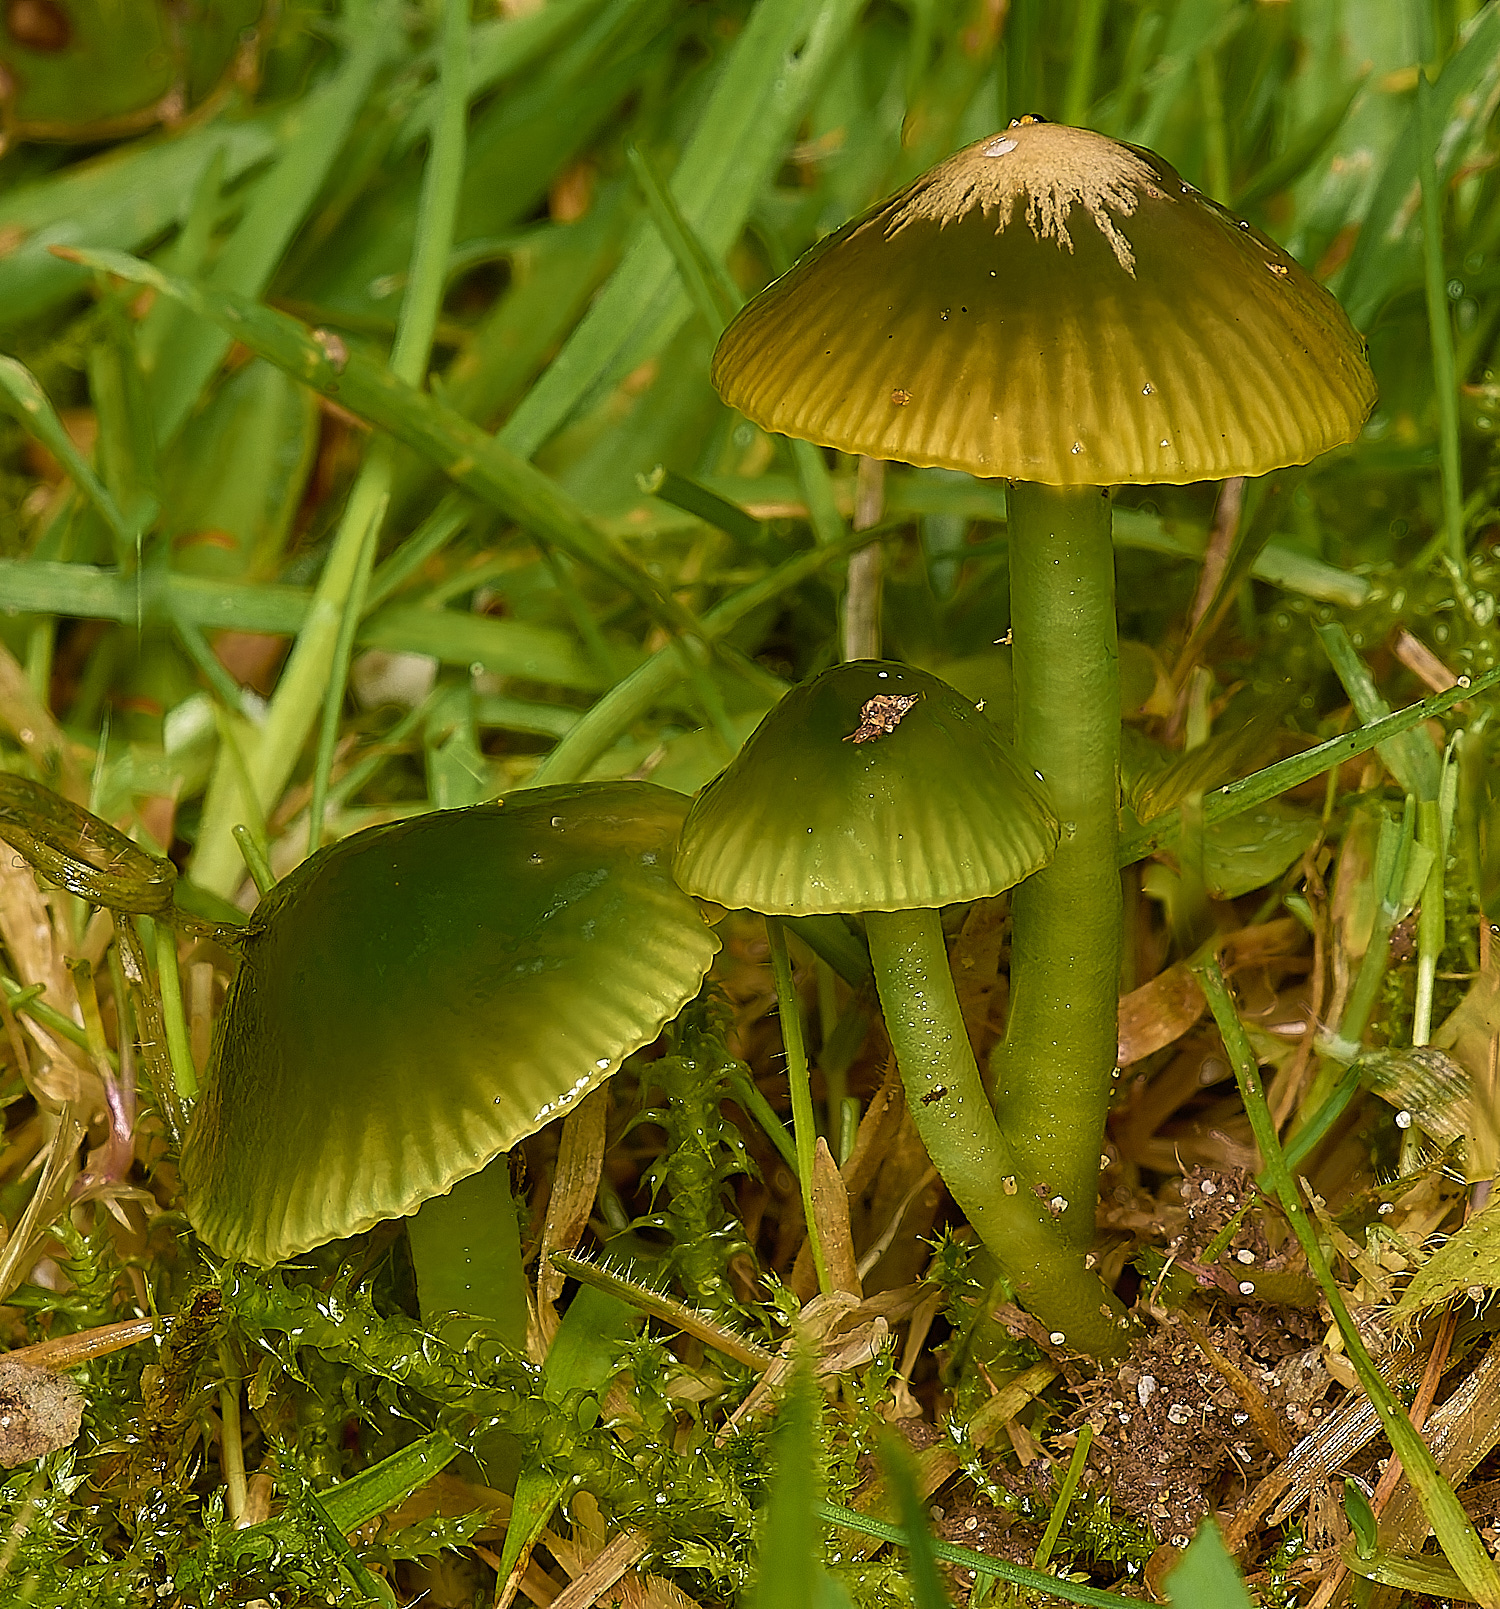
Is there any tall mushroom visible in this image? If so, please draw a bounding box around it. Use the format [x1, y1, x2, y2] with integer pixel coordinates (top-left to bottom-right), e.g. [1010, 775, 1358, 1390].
[675, 659, 1130, 1357]
[710, 116, 1375, 1256]
[183, 782, 719, 1332]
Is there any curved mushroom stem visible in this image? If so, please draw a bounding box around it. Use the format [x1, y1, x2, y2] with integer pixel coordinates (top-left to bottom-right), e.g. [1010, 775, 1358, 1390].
[864, 907, 1128, 1360]
[992, 481, 1122, 1253]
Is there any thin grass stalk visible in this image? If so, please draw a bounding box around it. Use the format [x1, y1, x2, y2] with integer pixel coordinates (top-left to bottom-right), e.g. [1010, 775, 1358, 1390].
[306, 0, 471, 855]
[768, 918, 831, 1297]
[1417, 70, 1469, 583]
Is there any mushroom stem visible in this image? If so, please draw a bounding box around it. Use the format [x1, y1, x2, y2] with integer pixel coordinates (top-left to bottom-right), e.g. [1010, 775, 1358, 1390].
[408, 1160, 528, 1350]
[993, 481, 1122, 1252]
[863, 906, 1128, 1359]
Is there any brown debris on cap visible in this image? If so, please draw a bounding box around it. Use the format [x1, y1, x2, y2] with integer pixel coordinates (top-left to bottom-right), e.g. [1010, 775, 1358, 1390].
[713, 118, 1376, 487]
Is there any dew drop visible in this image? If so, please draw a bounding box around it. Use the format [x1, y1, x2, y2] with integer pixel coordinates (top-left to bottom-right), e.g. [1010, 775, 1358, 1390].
[1395, 1110, 1413, 1129]
[1141, 382, 1154, 396]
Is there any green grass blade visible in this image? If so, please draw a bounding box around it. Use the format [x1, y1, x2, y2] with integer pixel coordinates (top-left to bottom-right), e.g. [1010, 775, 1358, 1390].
[58, 246, 711, 644]
[1195, 956, 1500, 1609]
[1314, 621, 1440, 800]
[0, 120, 278, 332]
[748, 1360, 828, 1609]
[626, 143, 743, 337]
[0, 357, 136, 552]
[397, 0, 612, 150]
[307, 0, 471, 854]
[1118, 661, 1500, 862]
[817, 1501, 1140, 1608]
[878, 1434, 953, 1609]
[148, 0, 402, 445]
[0, 560, 600, 688]
[1335, 4, 1500, 327]
[1417, 67, 1468, 579]
[1161, 1519, 1254, 1609]
[499, 0, 865, 459]
[527, 525, 891, 785]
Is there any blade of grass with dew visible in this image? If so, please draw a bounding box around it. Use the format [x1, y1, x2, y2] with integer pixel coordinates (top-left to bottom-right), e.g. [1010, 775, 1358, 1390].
[55, 248, 716, 645]
[147, 0, 402, 446]
[1117, 661, 1500, 863]
[1194, 955, 1500, 1608]
[499, 0, 865, 459]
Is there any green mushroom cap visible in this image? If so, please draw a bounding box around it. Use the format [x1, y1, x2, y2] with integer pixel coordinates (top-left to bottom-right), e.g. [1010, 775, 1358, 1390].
[674, 661, 1059, 915]
[183, 782, 719, 1266]
[712, 118, 1375, 487]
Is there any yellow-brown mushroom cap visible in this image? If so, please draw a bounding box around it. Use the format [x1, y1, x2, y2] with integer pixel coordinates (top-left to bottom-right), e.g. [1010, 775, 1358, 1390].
[712, 119, 1376, 486]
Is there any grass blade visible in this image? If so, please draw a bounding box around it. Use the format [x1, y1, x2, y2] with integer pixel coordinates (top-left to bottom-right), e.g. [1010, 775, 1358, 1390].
[147, 0, 402, 445]
[1161, 1519, 1254, 1609]
[0, 357, 136, 552]
[1195, 956, 1500, 1608]
[56, 246, 711, 644]
[1117, 661, 1500, 862]
[499, 0, 865, 458]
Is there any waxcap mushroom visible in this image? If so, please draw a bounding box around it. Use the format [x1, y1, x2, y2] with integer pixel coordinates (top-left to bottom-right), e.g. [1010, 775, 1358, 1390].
[183, 782, 719, 1266]
[713, 117, 1375, 487]
[673, 660, 1058, 915]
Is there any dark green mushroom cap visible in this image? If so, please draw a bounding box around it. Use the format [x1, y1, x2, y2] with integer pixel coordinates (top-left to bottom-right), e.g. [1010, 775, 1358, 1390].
[183, 782, 719, 1266]
[713, 118, 1376, 486]
[673, 661, 1058, 915]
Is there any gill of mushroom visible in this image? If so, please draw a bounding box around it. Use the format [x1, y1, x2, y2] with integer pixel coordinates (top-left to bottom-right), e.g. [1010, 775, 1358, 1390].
[709, 117, 1374, 1282]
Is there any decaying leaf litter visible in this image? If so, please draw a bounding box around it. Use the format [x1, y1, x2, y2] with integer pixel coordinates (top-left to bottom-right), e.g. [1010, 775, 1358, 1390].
[3, 1, 1500, 1604]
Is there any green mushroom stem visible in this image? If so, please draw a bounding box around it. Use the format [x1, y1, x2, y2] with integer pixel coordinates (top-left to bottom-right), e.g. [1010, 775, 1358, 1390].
[864, 907, 1129, 1360]
[993, 481, 1122, 1255]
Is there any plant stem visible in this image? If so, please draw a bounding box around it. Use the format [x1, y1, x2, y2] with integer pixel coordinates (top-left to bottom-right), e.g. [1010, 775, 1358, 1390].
[864, 907, 1127, 1360]
[767, 918, 831, 1297]
[994, 481, 1121, 1252]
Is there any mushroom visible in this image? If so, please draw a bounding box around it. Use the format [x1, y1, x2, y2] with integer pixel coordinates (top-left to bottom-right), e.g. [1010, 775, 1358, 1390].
[710, 117, 1375, 1258]
[183, 782, 719, 1333]
[674, 659, 1129, 1356]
